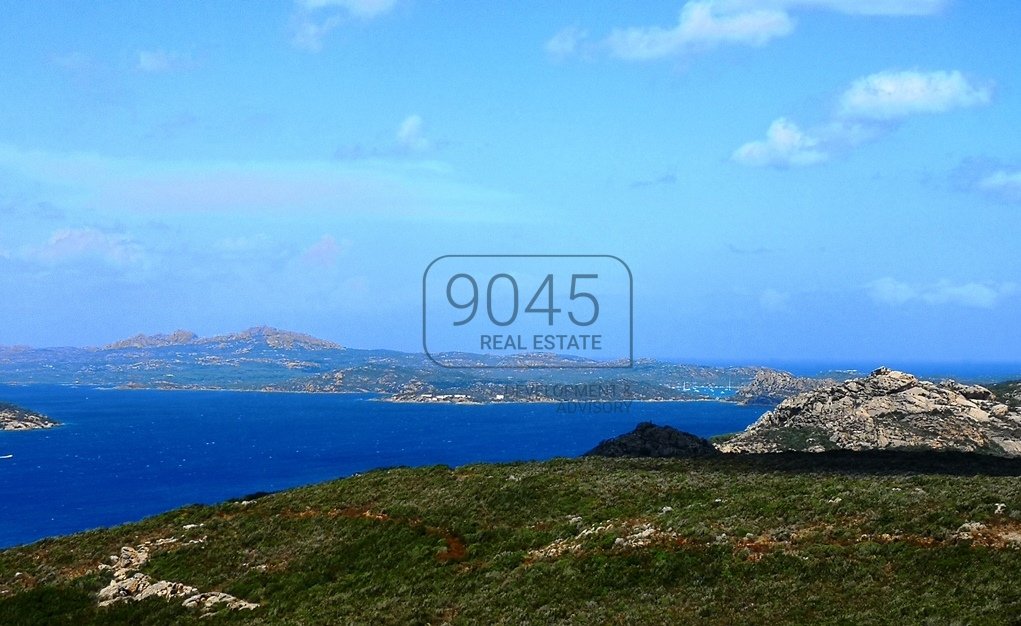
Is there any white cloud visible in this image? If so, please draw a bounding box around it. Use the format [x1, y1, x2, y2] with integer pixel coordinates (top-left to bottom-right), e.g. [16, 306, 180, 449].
[734, 70, 993, 168]
[137, 50, 194, 73]
[867, 277, 1016, 308]
[546, 27, 589, 60]
[716, 0, 946, 16]
[607, 1, 793, 60]
[838, 70, 992, 120]
[555, 0, 942, 61]
[27, 228, 143, 267]
[291, 16, 343, 52]
[396, 114, 429, 152]
[978, 170, 1021, 203]
[291, 0, 396, 51]
[732, 118, 828, 168]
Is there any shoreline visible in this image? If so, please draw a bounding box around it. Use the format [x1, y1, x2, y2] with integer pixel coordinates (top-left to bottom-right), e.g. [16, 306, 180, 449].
[1, 382, 748, 405]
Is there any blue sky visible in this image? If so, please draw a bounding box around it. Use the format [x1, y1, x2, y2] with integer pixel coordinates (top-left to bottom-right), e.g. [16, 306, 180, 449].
[1, 0, 1019, 363]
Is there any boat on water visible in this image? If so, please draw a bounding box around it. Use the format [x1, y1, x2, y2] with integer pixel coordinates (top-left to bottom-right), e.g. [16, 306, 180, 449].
[0, 454, 13, 459]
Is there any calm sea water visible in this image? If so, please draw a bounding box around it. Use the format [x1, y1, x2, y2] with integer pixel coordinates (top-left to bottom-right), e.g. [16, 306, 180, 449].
[0, 385, 763, 548]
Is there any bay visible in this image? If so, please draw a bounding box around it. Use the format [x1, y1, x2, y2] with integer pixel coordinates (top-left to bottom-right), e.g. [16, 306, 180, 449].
[0, 385, 763, 548]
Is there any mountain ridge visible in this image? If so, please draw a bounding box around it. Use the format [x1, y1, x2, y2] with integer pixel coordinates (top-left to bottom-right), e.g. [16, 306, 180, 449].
[102, 326, 344, 351]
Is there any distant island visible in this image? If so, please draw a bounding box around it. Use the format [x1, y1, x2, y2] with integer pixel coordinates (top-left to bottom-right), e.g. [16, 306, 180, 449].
[0, 402, 57, 431]
[2, 328, 1015, 419]
[0, 326, 795, 403]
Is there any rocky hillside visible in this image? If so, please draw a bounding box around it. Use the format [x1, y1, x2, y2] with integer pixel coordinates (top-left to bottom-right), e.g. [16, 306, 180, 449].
[103, 327, 343, 352]
[732, 369, 836, 405]
[720, 367, 1021, 456]
[0, 402, 57, 431]
[103, 330, 199, 350]
[196, 326, 344, 351]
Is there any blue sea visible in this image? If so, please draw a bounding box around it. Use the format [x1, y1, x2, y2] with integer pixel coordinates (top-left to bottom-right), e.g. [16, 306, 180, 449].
[0, 385, 763, 549]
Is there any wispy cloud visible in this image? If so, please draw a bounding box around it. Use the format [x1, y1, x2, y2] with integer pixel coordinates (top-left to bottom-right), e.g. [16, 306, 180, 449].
[733, 70, 992, 168]
[296, 0, 396, 18]
[137, 50, 195, 73]
[551, 0, 943, 62]
[0, 142, 508, 220]
[545, 27, 589, 60]
[867, 277, 1016, 308]
[291, 0, 397, 52]
[977, 170, 1021, 203]
[291, 15, 343, 52]
[299, 234, 350, 268]
[335, 114, 434, 159]
[396, 114, 429, 153]
[25, 228, 144, 267]
[716, 0, 946, 16]
[211, 234, 286, 264]
[0, 199, 65, 221]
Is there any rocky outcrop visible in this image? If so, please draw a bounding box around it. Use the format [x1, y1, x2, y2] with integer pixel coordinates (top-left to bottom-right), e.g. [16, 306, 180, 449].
[585, 422, 720, 458]
[733, 370, 836, 405]
[96, 538, 257, 615]
[720, 368, 1021, 456]
[0, 402, 58, 431]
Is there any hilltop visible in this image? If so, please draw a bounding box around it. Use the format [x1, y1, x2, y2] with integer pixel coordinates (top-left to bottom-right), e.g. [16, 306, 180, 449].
[585, 422, 720, 458]
[720, 368, 1021, 456]
[102, 327, 343, 352]
[103, 330, 200, 350]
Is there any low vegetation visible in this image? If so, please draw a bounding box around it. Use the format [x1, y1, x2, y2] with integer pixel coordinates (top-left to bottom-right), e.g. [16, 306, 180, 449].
[4, 454, 1021, 624]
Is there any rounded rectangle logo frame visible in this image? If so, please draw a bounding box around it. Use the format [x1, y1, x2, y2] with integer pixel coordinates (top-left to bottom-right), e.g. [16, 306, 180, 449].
[422, 254, 633, 369]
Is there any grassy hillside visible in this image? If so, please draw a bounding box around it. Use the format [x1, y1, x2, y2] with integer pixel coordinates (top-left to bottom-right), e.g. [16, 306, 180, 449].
[4, 454, 1021, 624]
